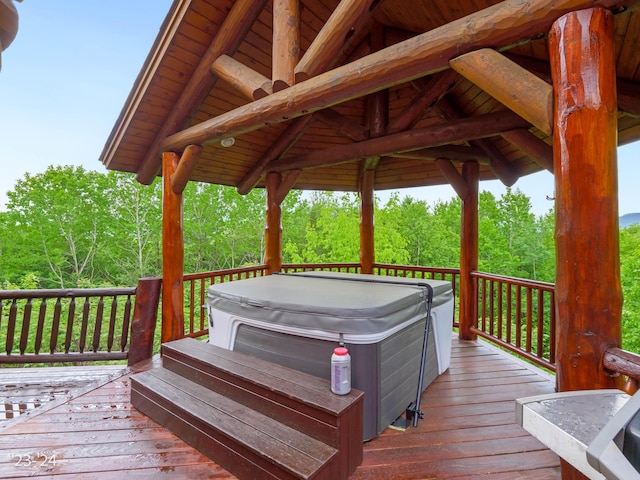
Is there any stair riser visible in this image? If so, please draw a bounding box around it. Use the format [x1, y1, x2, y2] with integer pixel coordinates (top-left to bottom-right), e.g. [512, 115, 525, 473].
[162, 353, 340, 447]
[131, 377, 337, 480]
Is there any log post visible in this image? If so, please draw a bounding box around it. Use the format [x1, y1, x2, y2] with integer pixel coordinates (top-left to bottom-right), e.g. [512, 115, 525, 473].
[550, 7, 622, 393]
[162, 152, 185, 343]
[128, 277, 162, 366]
[458, 161, 479, 341]
[359, 169, 375, 274]
[272, 0, 299, 91]
[264, 172, 283, 274]
[550, 15, 622, 478]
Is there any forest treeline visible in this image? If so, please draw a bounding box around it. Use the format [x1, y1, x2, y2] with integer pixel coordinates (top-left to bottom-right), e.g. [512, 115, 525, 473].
[0, 166, 638, 350]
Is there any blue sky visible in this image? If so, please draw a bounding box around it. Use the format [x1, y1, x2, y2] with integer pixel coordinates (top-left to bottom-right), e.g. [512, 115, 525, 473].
[1, 1, 638, 217]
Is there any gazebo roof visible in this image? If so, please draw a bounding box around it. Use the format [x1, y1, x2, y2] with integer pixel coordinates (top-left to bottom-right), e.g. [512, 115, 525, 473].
[99, 0, 640, 194]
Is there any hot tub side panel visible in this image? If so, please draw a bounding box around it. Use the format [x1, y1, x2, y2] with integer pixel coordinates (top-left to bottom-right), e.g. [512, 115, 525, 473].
[232, 321, 438, 441]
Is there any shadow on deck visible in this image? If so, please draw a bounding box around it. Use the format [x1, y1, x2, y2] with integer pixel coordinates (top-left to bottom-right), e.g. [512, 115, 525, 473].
[0, 336, 561, 479]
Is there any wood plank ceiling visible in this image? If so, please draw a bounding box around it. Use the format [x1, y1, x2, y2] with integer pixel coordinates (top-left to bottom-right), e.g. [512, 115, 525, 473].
[100, 0, 640, 195]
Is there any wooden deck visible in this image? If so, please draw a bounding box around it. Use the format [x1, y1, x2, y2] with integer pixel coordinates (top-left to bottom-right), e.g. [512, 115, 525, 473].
[0, 337, 561, 479]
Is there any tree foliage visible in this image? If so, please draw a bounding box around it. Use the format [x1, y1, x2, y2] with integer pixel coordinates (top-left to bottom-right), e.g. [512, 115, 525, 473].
[1, 167, 639, 351]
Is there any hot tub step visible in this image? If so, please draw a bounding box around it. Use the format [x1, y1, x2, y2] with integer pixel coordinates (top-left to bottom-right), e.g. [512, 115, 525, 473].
[131, 367, 338, 480]
[132, 338, 363, 479]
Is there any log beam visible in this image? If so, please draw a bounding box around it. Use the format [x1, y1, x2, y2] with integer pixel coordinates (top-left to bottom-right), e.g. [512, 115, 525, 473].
[450, 48, 553, 135]
[295, 0, 375, 82]
[272, 0, 300, 92]
[211, 54, 272, 100]
[264, 172, 283, 274]
[268, 110, 529, 173]
[436, 158, 469, 198]
[161, 152, 184, 343]
[171, 145, 202, 194]
[135, 0, 269, 184]
[458, 161, 479, 341]
[550, 8, 622, 397]
[147, 0, 639, 179]
[388, 145, 489, 163]
[500, 129, 554, 173]
[315, 109, 370, 142]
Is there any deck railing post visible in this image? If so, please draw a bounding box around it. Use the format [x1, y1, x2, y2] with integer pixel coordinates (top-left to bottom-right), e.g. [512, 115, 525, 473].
[128, 277, 162, 366]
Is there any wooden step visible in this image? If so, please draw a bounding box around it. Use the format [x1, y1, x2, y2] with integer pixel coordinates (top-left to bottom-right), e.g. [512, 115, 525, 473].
[131, 338, 364, 479]
[132, 367, 337, 480]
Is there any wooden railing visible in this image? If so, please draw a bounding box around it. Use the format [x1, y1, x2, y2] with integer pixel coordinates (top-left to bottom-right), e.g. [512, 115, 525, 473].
[0, 278, 161, 366]
[471, 272, 556, 371]
[183, 265, 269, 338]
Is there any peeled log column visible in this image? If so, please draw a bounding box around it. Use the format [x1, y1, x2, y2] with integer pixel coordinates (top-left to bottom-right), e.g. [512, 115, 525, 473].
[360, 169, 375, 274]
[264, 172, 283, 274]
[550, 8, 622, 394]
[162, 152, 184, 343]
[458, 161, 479, 341]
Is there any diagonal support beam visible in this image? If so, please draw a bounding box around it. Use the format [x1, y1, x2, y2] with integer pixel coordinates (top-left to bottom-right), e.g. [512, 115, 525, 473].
[315, 109, 370, 142]
[236, 115, 313, 194]
[135, 0, 269, 184]
[386, 69, 460, 135]
[500, 129, 554, 173]
[450, 48, 553, 135]
[436, 158, 469, 198]
[171, 145, 203, 194]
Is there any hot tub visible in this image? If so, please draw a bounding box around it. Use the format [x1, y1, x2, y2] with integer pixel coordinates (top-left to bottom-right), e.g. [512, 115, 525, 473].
[206, 272, 454, 440]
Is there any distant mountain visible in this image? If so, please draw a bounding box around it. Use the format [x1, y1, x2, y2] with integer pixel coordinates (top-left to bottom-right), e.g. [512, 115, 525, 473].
[620, 213, 640, 228]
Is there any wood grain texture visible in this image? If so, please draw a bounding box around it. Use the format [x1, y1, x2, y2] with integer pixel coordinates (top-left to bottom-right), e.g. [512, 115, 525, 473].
[0, 337, 560, 479]
[550, 8, 623, 393]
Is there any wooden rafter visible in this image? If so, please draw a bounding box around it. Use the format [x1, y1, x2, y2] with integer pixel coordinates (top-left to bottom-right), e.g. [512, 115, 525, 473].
[158, 0, 633, 161]
[135, 0, 269, 184]
[388, 145, 489, 163]
[295, 0, 376, 82]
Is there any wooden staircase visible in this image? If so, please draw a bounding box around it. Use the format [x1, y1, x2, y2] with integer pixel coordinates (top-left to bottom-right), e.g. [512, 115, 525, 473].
[130, 337, 364, 480]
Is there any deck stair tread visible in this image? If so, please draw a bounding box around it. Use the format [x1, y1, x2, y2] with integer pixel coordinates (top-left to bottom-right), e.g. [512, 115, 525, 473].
[130, 337, 363, 480]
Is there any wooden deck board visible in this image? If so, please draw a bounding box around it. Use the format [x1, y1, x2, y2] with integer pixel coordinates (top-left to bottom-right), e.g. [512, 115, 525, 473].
[0, 337, 561, 479]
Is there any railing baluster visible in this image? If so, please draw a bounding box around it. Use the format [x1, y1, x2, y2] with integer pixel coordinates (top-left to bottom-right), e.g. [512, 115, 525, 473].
[92, 296, 104, 353]
[50, 298, 61, 354]
[537, 289, 544, 359]
[506, 283, 512, 345]
[120, 294, 132, 352]
[6, 299, 17, 355]
[79, 297, 91, 353]
[525, 287, 533, 354]
[497, 281, 503, 340]
[19, 298, 33, 355]
[64, 298, 76, 354]
[35, 299, 47, 354]
[108, 296, 117, 352]
[516, 285, 522, 350]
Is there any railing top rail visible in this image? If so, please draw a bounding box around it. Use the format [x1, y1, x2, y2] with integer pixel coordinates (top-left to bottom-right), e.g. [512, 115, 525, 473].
[471, 271, 555, 290]
[0, 287, 137, 301]
[184, 265, 268, 281]
[373, 263, 460, 275]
